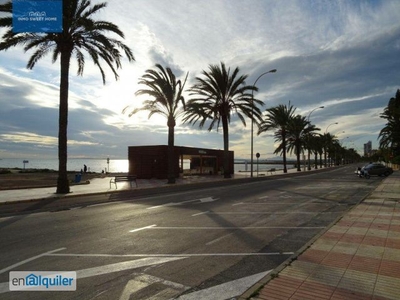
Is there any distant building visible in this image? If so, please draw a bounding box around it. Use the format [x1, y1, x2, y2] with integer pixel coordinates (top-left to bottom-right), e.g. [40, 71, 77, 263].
[128, 145, 234, 179]
[364, 141, 372, 157]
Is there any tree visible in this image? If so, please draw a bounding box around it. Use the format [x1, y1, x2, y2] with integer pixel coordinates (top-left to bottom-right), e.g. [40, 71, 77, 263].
[0, 0, 134, 193]
[124, 64, 188, 184]
[286, 115, 319, 171]
[322, 133, 338, 167]
[309, 134, 324, 169]
[183, 62, 262, 178]
[258, 102, 296, 173]
[379, 89, 400, 160]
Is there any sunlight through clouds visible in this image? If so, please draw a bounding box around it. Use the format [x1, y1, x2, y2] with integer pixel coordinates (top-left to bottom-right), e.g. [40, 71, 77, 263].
[0, 0, 399, 158]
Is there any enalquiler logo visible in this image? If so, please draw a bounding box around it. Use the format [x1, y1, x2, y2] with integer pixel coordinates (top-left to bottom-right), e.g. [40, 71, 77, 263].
[9, 271, 76, 291]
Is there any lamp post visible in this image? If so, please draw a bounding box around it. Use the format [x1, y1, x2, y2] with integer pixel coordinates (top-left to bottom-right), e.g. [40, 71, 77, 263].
[325, 122, 338, 133]
[324, 122, 338, 167]
[251, 69, 277, 178]
[306, 106, 324, 170]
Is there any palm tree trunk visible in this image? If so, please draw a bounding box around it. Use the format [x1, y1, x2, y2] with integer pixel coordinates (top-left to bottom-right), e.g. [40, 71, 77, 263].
[222, 116, 231, 178]
[296, 146, 301, 171]
[314, 152, 318, 169]
[319, 153, 323, 168]
[56, 50, 71, 194]
[282, 132, 288, 173]
[167, 117, 176, 184]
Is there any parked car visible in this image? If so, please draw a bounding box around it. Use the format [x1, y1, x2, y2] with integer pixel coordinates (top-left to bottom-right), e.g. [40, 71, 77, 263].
[355, 163, 393, 178]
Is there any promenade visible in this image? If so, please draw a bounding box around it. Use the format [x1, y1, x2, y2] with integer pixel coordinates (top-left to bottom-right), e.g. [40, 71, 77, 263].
[0, 168, 291, 204]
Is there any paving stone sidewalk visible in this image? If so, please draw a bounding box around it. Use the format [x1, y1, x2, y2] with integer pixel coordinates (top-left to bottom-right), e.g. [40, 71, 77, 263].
[241, 172, 400, 300]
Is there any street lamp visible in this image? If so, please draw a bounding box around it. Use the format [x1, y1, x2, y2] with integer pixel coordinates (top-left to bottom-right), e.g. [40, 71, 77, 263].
[251, 69, 277, 178]
[334, 131, 345, 138]
[306, 106, 324, 170]
[325, 122, 338, 133]
[324, 122, 338, 167]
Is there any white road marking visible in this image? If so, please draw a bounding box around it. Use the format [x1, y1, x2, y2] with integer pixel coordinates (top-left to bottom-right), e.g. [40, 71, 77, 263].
[192, 211, 209, 217]
[232, 202, 304, 205]
[147, 197, 218, 209]
[77, 257, 186, 279]
[0, 247, 66, 275]
[0, 256, 188, 294]
[119, 278, 148, 300]
[259, 195, 269, 199]
[118, 274, 188, 300]
[149, 226, 325, 230]
[206, 233, 234, 245]
[176, 270, 272, 300]
[193, 211, 331, 215]
[200, 197, 219, 203]
[232, 202, 244, 206]
[47, 252, 294, 258]
[129, 224, 157, 232]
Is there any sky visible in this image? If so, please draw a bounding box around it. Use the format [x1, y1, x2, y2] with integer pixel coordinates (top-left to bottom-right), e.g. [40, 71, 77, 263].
[0, 0, 399, 161]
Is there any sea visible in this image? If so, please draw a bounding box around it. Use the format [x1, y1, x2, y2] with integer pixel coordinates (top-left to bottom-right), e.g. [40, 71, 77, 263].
[0, 158, 291, 174]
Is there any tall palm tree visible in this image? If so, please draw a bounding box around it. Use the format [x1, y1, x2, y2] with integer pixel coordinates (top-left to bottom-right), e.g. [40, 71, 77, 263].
[258, 102, 296, 173]
[309, 134, 324, 169]
[322, 133, 337, 167]
[305, 130, 320, 170]
[183, 62, 263, 178]
[286, 115, 319, 171]
[379, 90, 400, 158]
[123, 64, 188, 184]
[0, 0, 134, 193]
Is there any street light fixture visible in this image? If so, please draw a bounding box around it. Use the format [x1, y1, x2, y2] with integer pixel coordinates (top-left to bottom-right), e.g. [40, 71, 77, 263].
[250, 69, 277, 178]
[325, 122, 338, 133]
[307, 106, 324, 170]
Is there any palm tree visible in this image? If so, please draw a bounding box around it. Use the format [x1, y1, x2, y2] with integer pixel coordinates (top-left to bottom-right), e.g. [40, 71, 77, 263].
[0, 0, 134, 193]
[309, 134, 324, 169]
[322, 133, 337, 167]
[123, 64, 188, 184]
[305, 130, 320, 170]
[379, 90, 400, 159]
[286, 115, 319, 171]
[258, 102, 296, 173]
[183, 62, 263, 178]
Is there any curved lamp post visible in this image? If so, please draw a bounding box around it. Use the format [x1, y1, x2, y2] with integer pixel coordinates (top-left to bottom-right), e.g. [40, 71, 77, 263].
[251, 69, 277, 178]
[325, 122, 338, 133]
[307, 106, 324, 170]
[324, 122, 338, 167]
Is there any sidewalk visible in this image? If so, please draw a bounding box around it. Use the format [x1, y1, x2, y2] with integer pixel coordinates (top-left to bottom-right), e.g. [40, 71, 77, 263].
[240, 171, 400, 300]
[0, 173, 254, 204]
[0, 167, 302, 204]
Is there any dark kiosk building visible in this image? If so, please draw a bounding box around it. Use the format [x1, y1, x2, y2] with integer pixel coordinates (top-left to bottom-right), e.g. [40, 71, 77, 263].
[128, 145, 234, 179]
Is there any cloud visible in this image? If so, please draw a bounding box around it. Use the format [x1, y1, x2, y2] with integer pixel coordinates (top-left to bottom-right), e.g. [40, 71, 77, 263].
[1, 0, 399, 160]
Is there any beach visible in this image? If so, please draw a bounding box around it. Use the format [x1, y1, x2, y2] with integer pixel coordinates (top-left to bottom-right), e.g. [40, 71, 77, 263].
[0, 169, 105, 190]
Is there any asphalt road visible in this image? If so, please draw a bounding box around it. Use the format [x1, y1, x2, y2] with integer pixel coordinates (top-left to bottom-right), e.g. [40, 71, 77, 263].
[0, 165, 383, 299]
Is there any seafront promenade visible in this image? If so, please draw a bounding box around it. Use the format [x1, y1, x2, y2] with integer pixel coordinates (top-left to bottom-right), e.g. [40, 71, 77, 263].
[0, 167, 295, 204]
